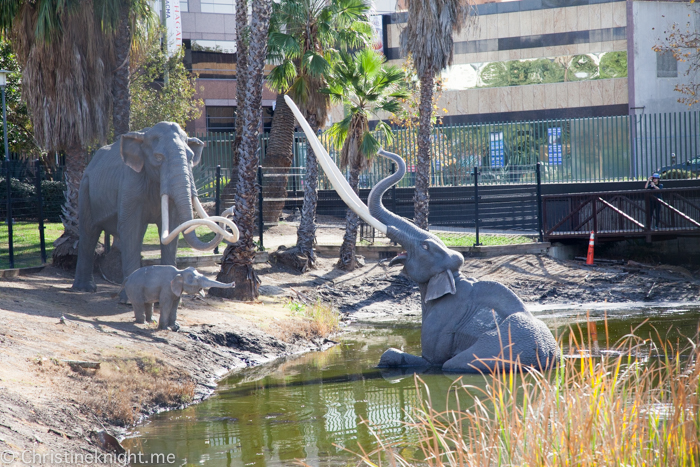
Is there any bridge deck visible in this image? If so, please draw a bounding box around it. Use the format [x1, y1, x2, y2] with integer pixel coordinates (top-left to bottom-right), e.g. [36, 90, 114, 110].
[542, 187, 700, 241]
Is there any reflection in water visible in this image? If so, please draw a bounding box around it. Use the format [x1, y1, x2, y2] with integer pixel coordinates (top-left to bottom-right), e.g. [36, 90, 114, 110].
[123, 307, 700, 466]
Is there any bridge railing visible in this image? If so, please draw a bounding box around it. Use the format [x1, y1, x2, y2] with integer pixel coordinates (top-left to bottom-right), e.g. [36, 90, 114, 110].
[542, 187, 700, 240]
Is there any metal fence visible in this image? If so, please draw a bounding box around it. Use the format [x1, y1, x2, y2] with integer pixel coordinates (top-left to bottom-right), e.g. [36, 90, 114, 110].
[193, 109, 700, 190]
[1, 160, 64, 269]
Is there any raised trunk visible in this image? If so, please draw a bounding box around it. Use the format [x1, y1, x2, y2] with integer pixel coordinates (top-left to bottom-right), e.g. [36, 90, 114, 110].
[295, 114, 319, 267]
[211, 0, 272, 301]
[52, 141, 89, 268]
[414, 69, 434, 231]
[112, 6, 131, 138]
[368, 150, 427, 246]
[337, 161, 361, 270]
[261, 93, 295, 223]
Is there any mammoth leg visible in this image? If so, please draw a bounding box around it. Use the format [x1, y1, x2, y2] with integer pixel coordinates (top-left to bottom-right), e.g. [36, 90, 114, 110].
[118, 215, 148, 302]
[378, 348, 431, 368]
[132, 302, 146, 324]
[157, 294, 180, 330]
[443, 313, 559, 373]
[159, 206, 178, 267]
[144, 303, 154, 323]
[72, 177, 100, 292]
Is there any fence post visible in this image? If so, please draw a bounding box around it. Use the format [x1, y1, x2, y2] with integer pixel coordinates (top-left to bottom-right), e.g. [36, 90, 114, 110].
[391, 163, 397, 213]
[5, 159, 13, 268]
[473, 166, 481, 247]
[214, 165, 221, 255]
[257, 165, 264, 251]
[35, 160, 47, 264]
[536, 162, 543, 243]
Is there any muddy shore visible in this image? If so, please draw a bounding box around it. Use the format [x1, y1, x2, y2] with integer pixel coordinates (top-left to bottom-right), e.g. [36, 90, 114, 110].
[1, 248, 699, 464]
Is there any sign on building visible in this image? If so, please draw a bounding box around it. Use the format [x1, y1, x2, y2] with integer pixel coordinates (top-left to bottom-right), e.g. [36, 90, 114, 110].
[370, 15, 384, 55]
[547, 127, 563, 165]
[490, 132, 505, 167]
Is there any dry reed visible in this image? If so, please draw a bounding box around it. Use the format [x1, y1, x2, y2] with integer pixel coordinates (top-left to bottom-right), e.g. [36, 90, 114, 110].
[353, 323, 700, 466]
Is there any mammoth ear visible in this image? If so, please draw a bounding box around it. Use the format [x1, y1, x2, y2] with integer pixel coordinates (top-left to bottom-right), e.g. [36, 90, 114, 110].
[425, 270, 456, 303]
[170, 275, 184, 297]
[120, 131, 146, 173]
[187, 138, 205, 167]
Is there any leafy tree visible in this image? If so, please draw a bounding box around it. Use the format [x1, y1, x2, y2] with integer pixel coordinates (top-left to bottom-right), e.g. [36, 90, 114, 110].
[0, 0, 119, 266]
[265, 0, 373, 271]
[652, 3, 700, 106]
[400, 0, 474, 230]
[0, 39, 38, 158]
[324, 49, 407, 270]
[388, 54, 447, 129]
[129, 32, 203, 130]
[212, 0, 273, 300]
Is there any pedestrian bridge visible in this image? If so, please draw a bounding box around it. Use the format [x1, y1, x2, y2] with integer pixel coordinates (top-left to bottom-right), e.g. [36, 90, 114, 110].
[542, 187, 700, 242]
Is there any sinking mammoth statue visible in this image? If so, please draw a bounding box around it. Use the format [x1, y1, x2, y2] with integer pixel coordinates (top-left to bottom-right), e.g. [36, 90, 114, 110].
[72, 122, 239, 293]
[284, 95, 560, 373]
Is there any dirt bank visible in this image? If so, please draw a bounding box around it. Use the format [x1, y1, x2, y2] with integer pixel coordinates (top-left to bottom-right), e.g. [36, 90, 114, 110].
[1, 250, 699, 464]
[0, 267, 333, 465]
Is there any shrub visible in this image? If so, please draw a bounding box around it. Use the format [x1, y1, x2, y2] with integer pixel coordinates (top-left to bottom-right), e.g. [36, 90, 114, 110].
[662, 169, 698, 180]
[40, 180, 66, 222]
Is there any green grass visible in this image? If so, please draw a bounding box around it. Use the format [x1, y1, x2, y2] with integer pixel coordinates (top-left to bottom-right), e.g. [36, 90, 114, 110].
[436, 232, 534, 247]
[0, 222, 219, 269]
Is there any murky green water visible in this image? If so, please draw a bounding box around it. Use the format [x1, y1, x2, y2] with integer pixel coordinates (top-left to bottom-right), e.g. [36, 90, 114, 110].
[123, 306, 700, 466]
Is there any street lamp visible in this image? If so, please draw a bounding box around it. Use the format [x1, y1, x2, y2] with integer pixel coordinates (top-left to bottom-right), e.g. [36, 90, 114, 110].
[0, 70, 8, 161]
[0, 69, 11, 268]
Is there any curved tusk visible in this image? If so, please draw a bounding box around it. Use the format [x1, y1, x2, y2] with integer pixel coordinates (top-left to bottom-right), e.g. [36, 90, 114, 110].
[160, 195, 239, 245]
[188, 197, 240, 241]
[284, 95, 387, 234]
[162, 219, 238, 245]
[192, 196, 209, 219]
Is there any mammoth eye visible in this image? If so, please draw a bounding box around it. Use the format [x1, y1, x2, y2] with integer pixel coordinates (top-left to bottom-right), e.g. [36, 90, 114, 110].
[422, 243, 429, 250]
[154, 153, 165, 162]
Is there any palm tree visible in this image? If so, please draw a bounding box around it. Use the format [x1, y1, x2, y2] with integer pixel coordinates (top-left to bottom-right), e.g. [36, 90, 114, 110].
[1, 0, 118, 265]
[324, 49, 407, 270]
[211, 0, 273, 300]
[265, 0, 372, 271]
[401, 0, 473, 230]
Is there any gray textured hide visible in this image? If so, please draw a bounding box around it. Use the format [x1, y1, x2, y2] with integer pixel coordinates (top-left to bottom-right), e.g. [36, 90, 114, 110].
[124, 265, 234, 330]
[368, 151, 559, 373]
[71, 122, 218, 293]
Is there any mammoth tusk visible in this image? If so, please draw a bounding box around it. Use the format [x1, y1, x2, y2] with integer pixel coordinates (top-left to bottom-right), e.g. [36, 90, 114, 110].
[188, 197, 240, 239]
[283, 95, 388, 234]
[160, 195, 240, 245]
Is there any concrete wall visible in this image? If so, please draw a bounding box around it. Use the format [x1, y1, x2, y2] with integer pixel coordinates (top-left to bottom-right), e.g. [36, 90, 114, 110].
[631, 1, 700, 114]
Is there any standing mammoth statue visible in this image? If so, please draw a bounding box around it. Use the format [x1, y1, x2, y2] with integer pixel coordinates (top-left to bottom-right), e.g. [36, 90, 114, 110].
[124, 265, 234, 330]
[71, 122, 239, 293]
[285, 96, 560, 373]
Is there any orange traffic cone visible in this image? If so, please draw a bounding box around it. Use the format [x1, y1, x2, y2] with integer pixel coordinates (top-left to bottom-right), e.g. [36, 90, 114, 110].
[585, 231, 595, 265]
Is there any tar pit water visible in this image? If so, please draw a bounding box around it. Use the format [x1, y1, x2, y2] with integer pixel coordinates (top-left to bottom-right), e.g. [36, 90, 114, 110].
[123, 305, 700, 466]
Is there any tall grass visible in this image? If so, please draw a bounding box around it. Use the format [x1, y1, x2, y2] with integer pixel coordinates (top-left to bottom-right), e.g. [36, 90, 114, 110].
[354, 326, 700, 466]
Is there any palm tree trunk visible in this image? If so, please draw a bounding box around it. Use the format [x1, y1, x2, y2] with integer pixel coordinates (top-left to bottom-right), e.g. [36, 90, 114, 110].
[337, 161, 361, 271]
[220, 0, 250, 208]
[414, 69, 434, 231]
[112, 5, 131, 137]
[261, 93, 295, 223]
[52, 141, 89, 268]
[295, 114, 319, 268]
[212, 0, 272, 301]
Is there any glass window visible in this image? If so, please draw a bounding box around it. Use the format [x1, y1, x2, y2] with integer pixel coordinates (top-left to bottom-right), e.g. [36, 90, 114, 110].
[201, 0, 235, 14]
[547, 127, 563, 165]
[657, 51, 678, 78]
[180, 0, 188, 12]
[206, 106, 236, 132]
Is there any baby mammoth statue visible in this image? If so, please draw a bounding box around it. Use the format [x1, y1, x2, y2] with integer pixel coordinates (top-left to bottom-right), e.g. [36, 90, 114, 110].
[124, 265, 234, 330]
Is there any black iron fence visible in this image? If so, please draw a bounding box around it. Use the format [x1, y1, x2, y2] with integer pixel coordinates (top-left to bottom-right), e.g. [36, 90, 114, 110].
[1, 159, 64, 269]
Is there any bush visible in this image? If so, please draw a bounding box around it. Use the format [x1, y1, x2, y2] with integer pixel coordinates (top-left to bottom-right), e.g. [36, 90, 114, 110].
[0, 177, 65, 222]
[40, 180, 66, 222]
[661, 169, 698, 180]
